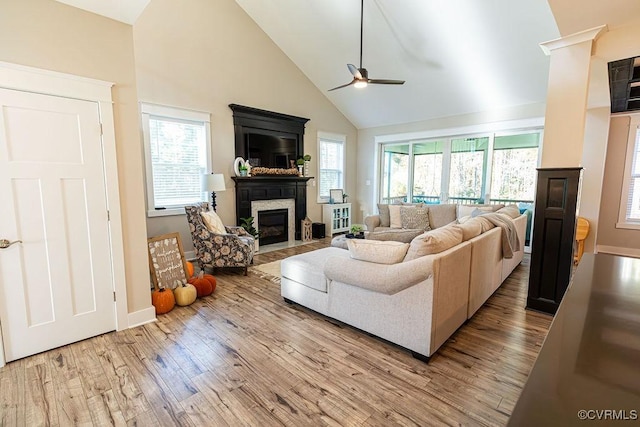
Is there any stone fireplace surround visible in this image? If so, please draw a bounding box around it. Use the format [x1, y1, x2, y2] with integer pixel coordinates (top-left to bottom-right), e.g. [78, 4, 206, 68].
[251, 199, 295, 252]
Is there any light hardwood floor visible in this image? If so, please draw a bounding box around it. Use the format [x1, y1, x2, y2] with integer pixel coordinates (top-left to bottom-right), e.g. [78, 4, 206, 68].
[0, 238, 552, 426]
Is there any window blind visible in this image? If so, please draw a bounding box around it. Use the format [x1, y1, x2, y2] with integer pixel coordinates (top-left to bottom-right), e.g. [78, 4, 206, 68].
[626, 127, 640, 222]
[148, 115, 207, 208]
[319, 137, 344, 199]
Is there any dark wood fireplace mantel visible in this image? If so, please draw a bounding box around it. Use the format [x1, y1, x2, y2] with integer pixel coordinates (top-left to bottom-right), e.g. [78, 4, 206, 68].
[232, 176, 313, 240]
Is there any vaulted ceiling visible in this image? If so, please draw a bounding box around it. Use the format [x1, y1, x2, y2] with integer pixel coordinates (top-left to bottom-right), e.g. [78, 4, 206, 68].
[234, 0, 560, 129]
[54, 0, 640, 129]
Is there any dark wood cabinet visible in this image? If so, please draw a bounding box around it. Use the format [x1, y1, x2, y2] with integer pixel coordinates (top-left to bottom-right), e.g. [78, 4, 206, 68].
[527, 167, 582, 315]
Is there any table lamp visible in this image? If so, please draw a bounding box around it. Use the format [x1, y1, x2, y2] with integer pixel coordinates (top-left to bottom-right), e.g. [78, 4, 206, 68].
[202, 173, 226, 211]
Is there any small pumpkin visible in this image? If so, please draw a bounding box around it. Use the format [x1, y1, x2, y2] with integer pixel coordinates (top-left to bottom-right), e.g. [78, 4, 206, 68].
[174, 282, 197, 306]
[188, 271, 217, 297]
[186, 261, 194, 278]
[151, 286, 175, 314]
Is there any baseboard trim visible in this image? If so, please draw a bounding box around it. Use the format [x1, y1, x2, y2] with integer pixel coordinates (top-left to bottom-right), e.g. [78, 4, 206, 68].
[596, 245, 640, 258]
[126, 306, 156, 329]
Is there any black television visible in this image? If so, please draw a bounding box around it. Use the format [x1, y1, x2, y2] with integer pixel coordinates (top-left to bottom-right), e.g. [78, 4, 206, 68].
[245, 132, 298, 169]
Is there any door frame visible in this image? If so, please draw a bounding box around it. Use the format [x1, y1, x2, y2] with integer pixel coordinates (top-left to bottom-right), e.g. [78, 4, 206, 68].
[0, 61, 129, 367]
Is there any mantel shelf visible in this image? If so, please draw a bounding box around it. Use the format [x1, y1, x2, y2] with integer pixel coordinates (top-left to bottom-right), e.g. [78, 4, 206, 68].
[231, 176, 314, 182]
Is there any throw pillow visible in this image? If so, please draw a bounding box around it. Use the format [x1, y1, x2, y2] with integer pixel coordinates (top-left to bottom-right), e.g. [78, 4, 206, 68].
[200, 210, 226, 234]
[427, 204, 457, 229]
[389, 205, 403, 228]
[404, 225, 463, 261]
[400, 206, 430, 230]
[377, 203, 391, 227]
[347, 239, 409, 265]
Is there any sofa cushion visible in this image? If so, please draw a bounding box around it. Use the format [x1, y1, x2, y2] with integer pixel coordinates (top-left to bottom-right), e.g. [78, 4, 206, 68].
[400, 206, 431, 230]
[366, 228, 425, 243]
[427, 204, 457, 229]
[404, 225, 463, 261]
[347, 239, 409, 264]
[389, 205, 403, 228]
[377, 203, 391, 227]
[454, 218, 483, 241]
[495, 204, 521, 219]
[281, 247, 348, 292]
[457, 204, 504, 218]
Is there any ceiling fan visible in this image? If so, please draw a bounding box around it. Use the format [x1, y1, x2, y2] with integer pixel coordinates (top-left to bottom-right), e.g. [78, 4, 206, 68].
[328, 0, 405, 91]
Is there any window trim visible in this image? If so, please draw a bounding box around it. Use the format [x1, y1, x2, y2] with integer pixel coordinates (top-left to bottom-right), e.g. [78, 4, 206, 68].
[616, 114, 640, 230]
[141, 102, 211, 217]
[317, 131, 346, 203]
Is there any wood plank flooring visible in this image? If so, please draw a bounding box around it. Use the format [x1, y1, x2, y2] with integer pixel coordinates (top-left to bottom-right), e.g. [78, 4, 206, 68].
[0, 238, 552, 426]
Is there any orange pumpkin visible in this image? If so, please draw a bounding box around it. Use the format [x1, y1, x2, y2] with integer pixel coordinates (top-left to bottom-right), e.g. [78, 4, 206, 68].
[186, 261, 194, 278]
[188, 271, 216, 297]
[151, 287, 175, 314]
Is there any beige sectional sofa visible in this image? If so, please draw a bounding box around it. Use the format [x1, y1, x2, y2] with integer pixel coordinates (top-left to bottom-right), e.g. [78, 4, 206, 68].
[280, 204, 526, 361]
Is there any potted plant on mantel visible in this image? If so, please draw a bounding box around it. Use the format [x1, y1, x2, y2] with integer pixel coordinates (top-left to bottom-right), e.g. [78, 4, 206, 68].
[296, 158, 305, 176]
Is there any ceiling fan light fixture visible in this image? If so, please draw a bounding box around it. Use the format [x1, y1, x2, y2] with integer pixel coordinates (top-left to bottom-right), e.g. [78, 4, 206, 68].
[354, 80, 368, 88]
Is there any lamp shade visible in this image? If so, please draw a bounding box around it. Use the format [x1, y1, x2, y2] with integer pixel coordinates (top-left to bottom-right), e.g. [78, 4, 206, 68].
[202, 173, 226, 192]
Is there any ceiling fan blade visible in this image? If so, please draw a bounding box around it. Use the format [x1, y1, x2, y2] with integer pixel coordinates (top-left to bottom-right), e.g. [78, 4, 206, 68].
[328, 79, 357, 91]
[368, 79, 405, 85]
[347, 64, 362, 79]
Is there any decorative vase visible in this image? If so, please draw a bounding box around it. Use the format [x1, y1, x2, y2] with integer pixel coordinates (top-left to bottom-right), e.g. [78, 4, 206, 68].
[240, 169, 248, 177]
[304, 161, 310, 177]
[298, 165, 304, 176]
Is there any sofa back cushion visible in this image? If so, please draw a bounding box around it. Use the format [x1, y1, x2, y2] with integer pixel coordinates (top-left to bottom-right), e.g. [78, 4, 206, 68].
[457, 203, 504, 219]
[377, 203, 391, 227]
[495, 204, 521, 219]
[404, 225, 463, 261]
[454, 218, 483, 241]
[347, 239, 410, 264]
[427, 204, 457, 229]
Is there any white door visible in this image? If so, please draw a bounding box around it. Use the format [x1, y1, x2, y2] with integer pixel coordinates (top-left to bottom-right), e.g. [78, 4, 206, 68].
[0, 88, 116, 362]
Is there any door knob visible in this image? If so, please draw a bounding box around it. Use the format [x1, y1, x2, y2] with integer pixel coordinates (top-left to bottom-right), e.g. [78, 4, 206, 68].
[0, 239, 22, 249]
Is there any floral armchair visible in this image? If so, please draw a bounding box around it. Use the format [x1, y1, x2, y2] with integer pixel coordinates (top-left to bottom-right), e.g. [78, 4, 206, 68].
[185, 203, 255, 275]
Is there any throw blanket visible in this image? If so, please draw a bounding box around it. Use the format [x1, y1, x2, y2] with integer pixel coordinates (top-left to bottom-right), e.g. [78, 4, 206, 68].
[477, 212, 520, 258]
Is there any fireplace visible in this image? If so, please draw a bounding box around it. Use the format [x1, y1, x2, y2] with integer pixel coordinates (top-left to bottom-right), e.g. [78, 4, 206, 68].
[258, 209, 288, 245]
[230, 104, 312, 243]
[251, 198, 296, 251]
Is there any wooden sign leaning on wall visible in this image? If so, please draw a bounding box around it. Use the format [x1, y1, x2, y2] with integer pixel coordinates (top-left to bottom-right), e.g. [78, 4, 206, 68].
[147, 232, 189, 290]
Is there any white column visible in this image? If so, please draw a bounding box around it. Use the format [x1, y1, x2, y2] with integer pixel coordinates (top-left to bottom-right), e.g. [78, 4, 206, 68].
[539, 25, 607, 168]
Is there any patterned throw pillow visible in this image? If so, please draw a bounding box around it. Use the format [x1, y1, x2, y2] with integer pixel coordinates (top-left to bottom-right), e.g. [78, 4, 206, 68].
[400, 206, 431, 230]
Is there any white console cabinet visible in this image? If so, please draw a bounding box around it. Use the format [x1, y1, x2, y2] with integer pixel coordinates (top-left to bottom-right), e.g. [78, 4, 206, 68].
[322, 203, 351, 235]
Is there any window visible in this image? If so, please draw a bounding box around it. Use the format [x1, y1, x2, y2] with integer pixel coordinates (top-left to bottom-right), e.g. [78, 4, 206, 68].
[412, 141, 443, 204]
[379, 129, 542, 206]
[381, 143, 409, 204]
[618, 117, 640, 228]
[142, 103, 211, 217]
[448, 137, 488, 204]
[318, 132, 345, 202]
[490, 133, 540, 204]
